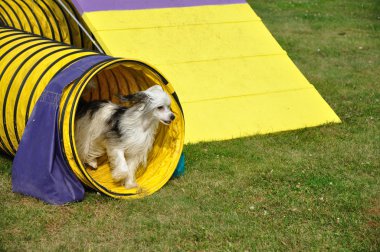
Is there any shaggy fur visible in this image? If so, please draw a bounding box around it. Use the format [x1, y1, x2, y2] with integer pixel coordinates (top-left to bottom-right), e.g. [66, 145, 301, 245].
[74, 85, 175, 189]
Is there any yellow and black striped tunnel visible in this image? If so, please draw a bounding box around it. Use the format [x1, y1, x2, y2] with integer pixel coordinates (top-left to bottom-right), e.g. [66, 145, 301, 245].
[0, 27, 185, 199]
[0, 0, 93, 49]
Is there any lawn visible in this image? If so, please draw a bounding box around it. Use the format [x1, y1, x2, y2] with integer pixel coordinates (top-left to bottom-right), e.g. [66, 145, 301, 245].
[1, 0, 379, 251]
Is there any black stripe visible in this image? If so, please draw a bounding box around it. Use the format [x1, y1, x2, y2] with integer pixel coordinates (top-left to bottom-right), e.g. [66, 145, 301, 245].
[96, 73, 104, 100]
[106, 71, 114, 100]
[94, 76, 102, 100]
[0, 13, 6, 26]
[89, 84, 93, 101]
[1, 1, 21, 29]
[0, 28, 23, 36]
[171, 92, 184, 114]
[1, 43, 67, 152]
[0, 113, 11, 155]
[99, 70, 112, 100]
[33, 0, 56, 41]
[19, 0, 43, 36]
[10, 0, 34, 34]
[96, 75, 102, 100]
[118, 67, 131, 95]
[0, 5, 14, 27]
[65, 0, 85, 48]
[120, 67, 131, 94]
[123, 67, 133, 94]
[89, 76, 98, 101]
[53, 0, 75, 45]
[110, 69, 120, 97]
[40, 0, 64, 42]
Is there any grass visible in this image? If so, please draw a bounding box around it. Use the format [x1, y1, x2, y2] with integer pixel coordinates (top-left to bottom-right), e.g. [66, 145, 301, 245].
[1, 0, 379, 250]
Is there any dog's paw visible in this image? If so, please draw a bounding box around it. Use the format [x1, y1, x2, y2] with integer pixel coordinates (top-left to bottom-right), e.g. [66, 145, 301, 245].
[124, 181, 139, 189]
[87, 160, 98, 169]
[112, 168, 128, 181]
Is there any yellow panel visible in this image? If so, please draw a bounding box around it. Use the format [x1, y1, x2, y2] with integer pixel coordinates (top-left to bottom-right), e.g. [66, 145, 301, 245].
[82, 4, 259, 30]
[157, 55, 312, 103]
[183, 88, 341, 143]
[93, 21, 285, 65]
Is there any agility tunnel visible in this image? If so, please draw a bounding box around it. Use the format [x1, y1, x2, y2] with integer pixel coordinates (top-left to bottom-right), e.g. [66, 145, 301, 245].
[0, 27, 185, 204]
[0, 0, 93, 49]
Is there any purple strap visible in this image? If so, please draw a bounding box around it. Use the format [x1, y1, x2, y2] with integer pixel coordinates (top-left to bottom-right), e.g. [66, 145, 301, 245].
[12, 55, 112, 205]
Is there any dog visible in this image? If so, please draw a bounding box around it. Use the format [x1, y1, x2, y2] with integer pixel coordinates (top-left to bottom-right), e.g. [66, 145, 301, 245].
[74, 85, 175, 189]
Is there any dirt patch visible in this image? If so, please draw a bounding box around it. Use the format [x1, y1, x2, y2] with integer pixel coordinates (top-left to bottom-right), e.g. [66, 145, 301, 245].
[367, 197, 380, 216]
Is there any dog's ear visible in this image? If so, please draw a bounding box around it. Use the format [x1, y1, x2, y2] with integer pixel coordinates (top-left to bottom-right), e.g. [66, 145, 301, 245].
[116, 92, 149, 105]
[116, 94, 133, 103]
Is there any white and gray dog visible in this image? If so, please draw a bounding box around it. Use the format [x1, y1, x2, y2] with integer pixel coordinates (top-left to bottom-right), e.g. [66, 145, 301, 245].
[74, 85, 175, 189]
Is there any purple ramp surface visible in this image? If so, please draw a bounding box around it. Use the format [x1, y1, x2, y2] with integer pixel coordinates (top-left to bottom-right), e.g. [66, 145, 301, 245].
[71, 0, 246, 13]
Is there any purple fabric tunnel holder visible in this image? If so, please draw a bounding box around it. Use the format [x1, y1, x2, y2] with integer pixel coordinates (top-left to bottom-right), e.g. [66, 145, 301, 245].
[12, 55, 113, 205]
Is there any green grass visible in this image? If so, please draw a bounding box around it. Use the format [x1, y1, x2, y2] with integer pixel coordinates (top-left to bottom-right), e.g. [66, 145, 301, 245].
[1, 0, 379, 250]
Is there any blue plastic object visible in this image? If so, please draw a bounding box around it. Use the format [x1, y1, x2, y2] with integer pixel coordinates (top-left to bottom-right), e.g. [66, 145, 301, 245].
[171, 153, 185, 178]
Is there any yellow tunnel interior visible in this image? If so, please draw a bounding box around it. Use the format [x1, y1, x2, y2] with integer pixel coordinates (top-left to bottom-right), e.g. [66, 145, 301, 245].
[61, 60, 185, 198]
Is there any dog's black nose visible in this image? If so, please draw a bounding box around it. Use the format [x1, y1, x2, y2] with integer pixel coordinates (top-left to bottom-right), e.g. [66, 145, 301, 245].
[170, 114, 175, 121]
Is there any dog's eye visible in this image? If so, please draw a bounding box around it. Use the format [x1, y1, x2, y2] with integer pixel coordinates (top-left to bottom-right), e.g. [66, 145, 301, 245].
[157, 106, 164, 110]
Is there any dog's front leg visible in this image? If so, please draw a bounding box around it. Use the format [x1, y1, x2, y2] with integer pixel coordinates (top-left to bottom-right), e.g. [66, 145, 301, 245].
[124, 159, 139, 189]
[86, 159, 98, 169]
[107, 148, 129, 182]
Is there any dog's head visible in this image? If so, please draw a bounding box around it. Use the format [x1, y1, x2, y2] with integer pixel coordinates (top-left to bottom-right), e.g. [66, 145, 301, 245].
[117, 85, 175, 125]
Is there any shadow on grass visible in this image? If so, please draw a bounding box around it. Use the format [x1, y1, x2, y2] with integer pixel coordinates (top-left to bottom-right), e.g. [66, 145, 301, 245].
[0, 152, 13, 175]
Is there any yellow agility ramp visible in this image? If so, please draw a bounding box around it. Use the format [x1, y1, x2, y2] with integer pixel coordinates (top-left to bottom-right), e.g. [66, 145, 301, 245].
[72, 0, 340, 143]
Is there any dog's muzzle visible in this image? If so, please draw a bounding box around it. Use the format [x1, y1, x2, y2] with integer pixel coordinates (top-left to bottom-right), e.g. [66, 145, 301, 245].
[162, 114, 175, 125]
